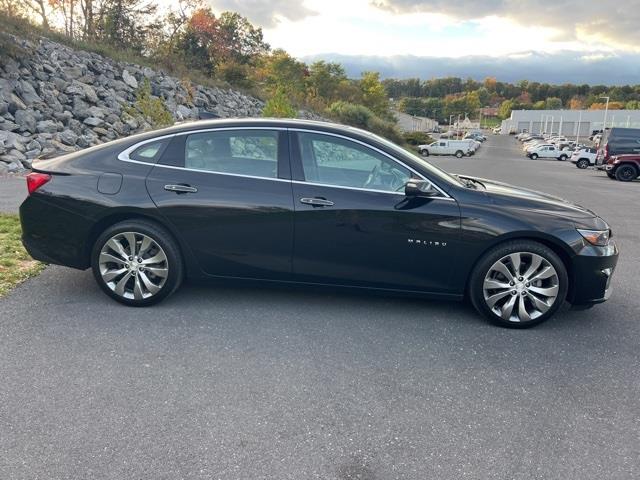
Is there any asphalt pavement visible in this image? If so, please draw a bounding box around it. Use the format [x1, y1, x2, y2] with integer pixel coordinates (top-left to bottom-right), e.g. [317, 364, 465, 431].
[1, 135, 638, 479]
[0, 175, 26, 214]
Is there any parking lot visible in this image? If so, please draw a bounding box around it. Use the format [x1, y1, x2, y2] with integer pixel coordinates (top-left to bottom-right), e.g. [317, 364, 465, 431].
[1, 134, 639, 479]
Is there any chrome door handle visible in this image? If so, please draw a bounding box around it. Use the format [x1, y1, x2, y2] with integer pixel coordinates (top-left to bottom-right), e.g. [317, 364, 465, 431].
[300, 197, 334, 207]
[164, 184, 198, 194]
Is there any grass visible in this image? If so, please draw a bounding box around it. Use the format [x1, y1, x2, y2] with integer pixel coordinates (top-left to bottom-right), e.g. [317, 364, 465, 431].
[0, 214, 45, 297]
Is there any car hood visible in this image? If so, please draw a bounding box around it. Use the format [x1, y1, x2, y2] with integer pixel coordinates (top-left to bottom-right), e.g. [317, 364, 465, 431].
[461, 176, 599, 221]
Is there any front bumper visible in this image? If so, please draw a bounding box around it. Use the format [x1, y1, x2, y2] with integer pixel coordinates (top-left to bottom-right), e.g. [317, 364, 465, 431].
[569, 241, 618, 305]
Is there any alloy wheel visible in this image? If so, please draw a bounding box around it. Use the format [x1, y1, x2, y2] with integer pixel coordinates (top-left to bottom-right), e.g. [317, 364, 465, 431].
[482, 252, 559, 323]
[98, 232, 169, 300]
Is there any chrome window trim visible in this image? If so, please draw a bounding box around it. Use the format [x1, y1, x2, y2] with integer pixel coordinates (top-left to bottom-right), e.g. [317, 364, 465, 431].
[117, 134, 177, 162]
[291, 180, 455, 200]
[116, 125, 455, 200]
[289, 128, 453, 199]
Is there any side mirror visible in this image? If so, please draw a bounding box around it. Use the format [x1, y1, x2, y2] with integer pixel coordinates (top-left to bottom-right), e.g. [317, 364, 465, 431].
[404, 179, 440, 197]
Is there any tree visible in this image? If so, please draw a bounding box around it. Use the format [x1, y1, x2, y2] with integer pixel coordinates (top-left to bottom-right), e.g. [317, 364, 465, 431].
[569, 96, 585, 110]
[255, 49, 307, 101]
[95, 0, 161, 51]
[307, 61, 347, 103]
[15, 0, 50, 28]
[359, 71, 390, 119]
[498, 99, 515, 119]
[545, 97, 563, 109]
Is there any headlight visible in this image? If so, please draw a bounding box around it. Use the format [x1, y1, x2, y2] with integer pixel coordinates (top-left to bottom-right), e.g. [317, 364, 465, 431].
[577, 228, 611, 246]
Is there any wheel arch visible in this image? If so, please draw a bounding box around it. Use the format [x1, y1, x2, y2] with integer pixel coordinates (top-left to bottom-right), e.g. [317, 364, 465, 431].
[464, 232, 575, 302]
[84, 209, 197, 277]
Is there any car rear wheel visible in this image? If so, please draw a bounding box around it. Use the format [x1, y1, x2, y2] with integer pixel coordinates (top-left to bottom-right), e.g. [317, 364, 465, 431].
[530, 153, 538, 159]
[469, 241, 568, 328]
[615, 164, 638, 182]
[455, 150, 464, 158]
[420, 149, 429, 157]
[576, 159, 590, 169]
[91, 220, 183, 306]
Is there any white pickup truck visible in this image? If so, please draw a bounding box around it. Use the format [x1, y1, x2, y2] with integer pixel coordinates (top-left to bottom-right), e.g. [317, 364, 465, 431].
[418, 140, 474, 158]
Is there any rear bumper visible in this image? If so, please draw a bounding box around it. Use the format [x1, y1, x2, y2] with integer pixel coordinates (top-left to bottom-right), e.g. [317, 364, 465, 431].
[20, 195, 91, 270]
[569, 241, 619, 305]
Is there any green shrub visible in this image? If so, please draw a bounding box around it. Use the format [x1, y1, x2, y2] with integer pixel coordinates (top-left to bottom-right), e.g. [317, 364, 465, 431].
[328, 101, 404, 144]
[262, 88, 297, 118]
[126, 78, 173, 128]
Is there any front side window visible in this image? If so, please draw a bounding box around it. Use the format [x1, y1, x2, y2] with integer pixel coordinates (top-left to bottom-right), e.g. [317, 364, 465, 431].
[297, 132, 411, 193]
[185, 130, 278, 179]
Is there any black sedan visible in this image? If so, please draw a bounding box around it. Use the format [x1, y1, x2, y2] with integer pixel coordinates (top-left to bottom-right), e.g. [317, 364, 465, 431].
[20, 119, 618, 327]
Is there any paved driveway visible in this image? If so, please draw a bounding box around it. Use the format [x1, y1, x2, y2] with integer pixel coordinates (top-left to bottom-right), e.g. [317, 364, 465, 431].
[1, 136, 638, 479]
[0, 175, 26, 214]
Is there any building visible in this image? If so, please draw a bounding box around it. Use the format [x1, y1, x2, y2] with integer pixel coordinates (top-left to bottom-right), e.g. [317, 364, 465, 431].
[499, 109, 640, 136]
[394, 111, 438, 133]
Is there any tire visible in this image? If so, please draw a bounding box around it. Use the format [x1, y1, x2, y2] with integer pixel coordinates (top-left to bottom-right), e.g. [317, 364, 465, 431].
[91, 219, 184, 306]
[469, 240, 568, 328]
[576, 159, 589, 169]
[615, 164, 638, 182]
[558, 154, 568, 161]
[420, 149, 429, 157]
[530, 153, 538, 159]
[455, 150, 464, 158]
[606, 171, 616, 179]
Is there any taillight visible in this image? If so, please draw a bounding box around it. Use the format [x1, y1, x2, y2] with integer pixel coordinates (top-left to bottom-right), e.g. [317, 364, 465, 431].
[26, 172, 51, 195]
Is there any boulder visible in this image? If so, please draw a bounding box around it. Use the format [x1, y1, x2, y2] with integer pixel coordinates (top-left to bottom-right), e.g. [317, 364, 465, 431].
[83, 117, 104, 127]
[58, 129, 78, 146]
[36, 120, 59, 133]
[122, 70, 138, 89]
[14, 109, 37, 133]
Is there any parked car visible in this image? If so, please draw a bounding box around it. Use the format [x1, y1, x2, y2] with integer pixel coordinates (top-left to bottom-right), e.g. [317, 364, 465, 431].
[526, 144, 570, 160]
[596, 127, 640, 168]
[465, 133, 486, 142]
[570, 147, 597, 169]
[604, 154, 640, 181]
[20, 118, 618, 328]
[419, 139, 474, 157]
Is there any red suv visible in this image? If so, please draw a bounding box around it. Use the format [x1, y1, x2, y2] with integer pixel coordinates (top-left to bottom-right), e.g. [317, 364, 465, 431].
[605, 154, 640, 181]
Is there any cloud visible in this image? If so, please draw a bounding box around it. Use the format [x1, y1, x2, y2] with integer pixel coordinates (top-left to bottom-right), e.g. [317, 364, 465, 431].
[372, 1, 640, 50]
[301, 50, 640, 85]
[208, 0, 317, 27]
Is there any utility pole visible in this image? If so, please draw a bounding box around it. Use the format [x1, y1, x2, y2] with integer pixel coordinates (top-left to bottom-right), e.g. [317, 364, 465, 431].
[600, 96, 610, 132]
[576, 110, 582, 144]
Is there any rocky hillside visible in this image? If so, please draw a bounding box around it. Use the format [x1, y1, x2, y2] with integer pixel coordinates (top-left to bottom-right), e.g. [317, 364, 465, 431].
[0, 35, 295, 173]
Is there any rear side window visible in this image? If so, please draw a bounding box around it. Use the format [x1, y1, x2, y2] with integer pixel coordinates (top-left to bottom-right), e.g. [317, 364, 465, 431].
[184, 130, 278, 179]
[129, 140, 167, 163]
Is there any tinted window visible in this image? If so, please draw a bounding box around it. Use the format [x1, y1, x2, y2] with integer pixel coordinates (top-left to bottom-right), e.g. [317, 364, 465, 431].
[185, 130, 278, 179]
[297, 132, 411, 193]
[130, 140, 167, 162]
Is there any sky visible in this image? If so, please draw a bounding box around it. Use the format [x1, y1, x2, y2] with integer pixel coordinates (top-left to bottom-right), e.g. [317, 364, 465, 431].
[205, 0, 640, 84]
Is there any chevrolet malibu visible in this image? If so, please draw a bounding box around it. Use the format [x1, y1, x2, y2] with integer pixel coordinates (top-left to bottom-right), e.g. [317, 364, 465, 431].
[20, 119, 618, 327]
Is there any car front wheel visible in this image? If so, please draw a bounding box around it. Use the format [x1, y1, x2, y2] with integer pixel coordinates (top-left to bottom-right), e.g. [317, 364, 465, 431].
[558, 154, 568, 161]
[469, 241, 568, 328]
[530, 153, 538, 159]
[420, 149, 429, 157]
[91, 220, 183, 306]
[615, 164, 638, 182]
